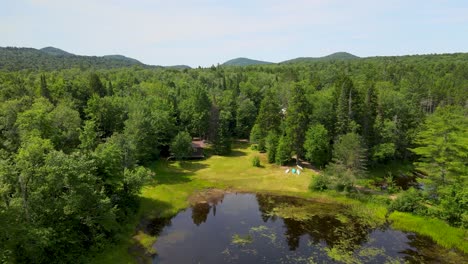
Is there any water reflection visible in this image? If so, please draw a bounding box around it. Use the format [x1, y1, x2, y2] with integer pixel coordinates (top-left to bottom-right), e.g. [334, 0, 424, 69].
[151, 193, 466, 264]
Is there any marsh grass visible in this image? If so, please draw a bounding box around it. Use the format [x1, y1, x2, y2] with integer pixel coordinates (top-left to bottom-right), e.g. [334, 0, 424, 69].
[389, 211, 468, 254]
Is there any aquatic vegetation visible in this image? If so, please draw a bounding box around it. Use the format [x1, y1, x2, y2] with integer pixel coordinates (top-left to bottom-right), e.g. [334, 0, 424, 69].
[249, 225, 277, 244]
[249, 225, 268, 232]
[231, 234, 253, 246]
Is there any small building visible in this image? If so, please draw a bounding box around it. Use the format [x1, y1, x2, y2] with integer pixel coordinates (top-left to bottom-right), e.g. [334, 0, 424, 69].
[191, 139, 205, 159]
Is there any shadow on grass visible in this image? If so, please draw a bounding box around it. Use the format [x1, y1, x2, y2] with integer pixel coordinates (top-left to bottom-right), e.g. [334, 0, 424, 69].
[179, 161, 209, 172]
[138, 197, 177, 234]
[227, 149, 247, 157]
[148, 160, 209, 185]
[130, 197, 179, 263]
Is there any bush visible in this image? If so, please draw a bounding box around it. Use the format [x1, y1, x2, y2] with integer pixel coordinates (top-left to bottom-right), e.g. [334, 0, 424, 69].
[309, 174, 329, 191]
[252, 156, 261, 167]
[389, 188, 424, 213]
[438, 186, 468, 228]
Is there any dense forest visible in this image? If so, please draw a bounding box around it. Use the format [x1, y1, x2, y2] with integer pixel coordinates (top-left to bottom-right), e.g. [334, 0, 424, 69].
[0, 51, 467, 263]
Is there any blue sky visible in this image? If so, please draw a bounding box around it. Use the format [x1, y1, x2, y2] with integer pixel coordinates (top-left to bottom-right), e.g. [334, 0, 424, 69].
[1, 0, 467, 67]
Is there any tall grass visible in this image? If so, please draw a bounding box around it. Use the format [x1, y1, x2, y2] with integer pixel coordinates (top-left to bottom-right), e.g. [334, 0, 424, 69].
[389, 211, 468, 254]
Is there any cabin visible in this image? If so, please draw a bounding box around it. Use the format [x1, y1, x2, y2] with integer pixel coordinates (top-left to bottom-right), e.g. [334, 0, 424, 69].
[191, 138, 205, 159]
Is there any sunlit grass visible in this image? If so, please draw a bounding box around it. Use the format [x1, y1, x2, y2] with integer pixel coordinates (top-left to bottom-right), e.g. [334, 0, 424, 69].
[389, 211, 468, 254]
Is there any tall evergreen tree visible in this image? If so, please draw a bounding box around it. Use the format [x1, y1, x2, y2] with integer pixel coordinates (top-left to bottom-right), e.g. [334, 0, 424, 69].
[335, 76, 360, 135]
[284, 82, 310, 158]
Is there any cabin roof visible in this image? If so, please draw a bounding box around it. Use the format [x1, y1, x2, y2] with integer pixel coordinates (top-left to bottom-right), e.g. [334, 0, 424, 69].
[191, 139, 205, 148]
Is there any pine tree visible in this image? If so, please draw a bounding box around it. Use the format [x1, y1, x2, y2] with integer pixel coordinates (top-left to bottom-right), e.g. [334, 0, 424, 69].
[212, 110, 232, 155]
[275, 135, 291, 165]
[411, 106, 468, 187]
[265, 131, 279, 163]
[335, 76, 360, 135]
[284, 82, 310, 158]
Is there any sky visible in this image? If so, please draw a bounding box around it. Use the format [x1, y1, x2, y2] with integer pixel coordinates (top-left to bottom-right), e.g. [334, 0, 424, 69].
[1, 0, 468, 67]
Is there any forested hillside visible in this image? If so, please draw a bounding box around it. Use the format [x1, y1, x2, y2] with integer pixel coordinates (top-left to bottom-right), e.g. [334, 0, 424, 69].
[281, 51, 360, 63]
[0, 52, 467, 263]
[222, 57, 273, 66]
[0, 47, 154, 71]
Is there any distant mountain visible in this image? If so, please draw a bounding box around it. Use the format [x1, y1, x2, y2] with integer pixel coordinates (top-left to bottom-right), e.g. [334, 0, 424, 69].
[222, 57, 273, 66]
[165, 65, 192, 70]
[40, 46, 75, 56]
[102, 54, 142, 64]
[281, 52, 360, 64]
[0, 46, 156, 71]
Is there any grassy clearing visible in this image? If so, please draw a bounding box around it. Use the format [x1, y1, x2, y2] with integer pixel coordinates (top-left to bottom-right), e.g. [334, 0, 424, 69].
[389, 211, 468, 254]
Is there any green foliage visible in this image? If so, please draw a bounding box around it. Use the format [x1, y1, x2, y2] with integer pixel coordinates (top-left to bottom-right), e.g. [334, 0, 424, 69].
[89, 73, 106, 97]
[212, 110, 232, 155]
[303, 124, 330, 167]
[252, 155, 261, 167]
[255, 90, 281, 137]
[284, 82, 310, 157]
[179, 87, 211, 137]
[389, 188, 424, 213]
[170, 131, 193, 160]
[236, 97, 257, 138]
[79, 120, 100, 151]
[438, 186, 468, 228]
[249, 123, 265, 151]
[275, 136, 291, 165]
[0, 47, 148, 71]
[309, 174, 329, 191]
[86, 95, 127, 138]
[265, 131, 279, 163]
[411, 105, 467, 188]
[123, 166, 153, 196]
[334, 76, 361, 135]
[332, 132, 367, 176]
[323, 132, 367, 191]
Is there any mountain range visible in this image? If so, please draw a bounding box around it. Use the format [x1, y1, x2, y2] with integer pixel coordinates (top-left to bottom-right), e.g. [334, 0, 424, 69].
[2, 46, 464, 70]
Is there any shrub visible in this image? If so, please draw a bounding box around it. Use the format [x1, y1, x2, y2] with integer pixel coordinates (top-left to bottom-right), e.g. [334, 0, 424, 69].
[389, 188, 424, 213]
[252, 156, 261, 167]
[438, 186, 468, 228]
[309, 174, 329, 191]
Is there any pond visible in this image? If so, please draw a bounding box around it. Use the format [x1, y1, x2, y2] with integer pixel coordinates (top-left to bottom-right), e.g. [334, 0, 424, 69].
[149, 193, 466, 264]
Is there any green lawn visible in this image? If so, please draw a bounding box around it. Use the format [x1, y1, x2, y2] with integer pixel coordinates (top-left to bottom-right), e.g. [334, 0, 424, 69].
[92, 142, 467, 263]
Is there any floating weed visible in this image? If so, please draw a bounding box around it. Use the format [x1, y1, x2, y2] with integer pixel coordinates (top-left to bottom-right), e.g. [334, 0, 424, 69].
[384, 257, 405, 264]
[249, 225, 277, 244]
[358, 247, 385, 259]
[231, 234, 253, 246]
[336, 213, 350, 224]
[249, 225, 268, 233]
[221, 248, 230, 256]
[325, 247, 359, 264]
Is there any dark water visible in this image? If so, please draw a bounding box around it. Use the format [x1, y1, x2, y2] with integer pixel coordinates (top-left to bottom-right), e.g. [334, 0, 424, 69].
[151, 193, 466, 264]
